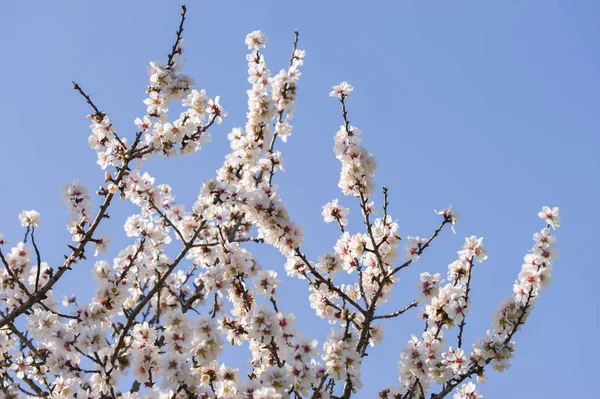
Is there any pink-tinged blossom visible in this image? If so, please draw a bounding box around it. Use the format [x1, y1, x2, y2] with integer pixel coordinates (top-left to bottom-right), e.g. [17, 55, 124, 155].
[207, 96, 227, 124]
[435, 204, 460, 233]
[93, 233, 111, 256]
[416, 272, 442, 301]
[329, 81, 354, 98]
[322, 199, 350, 226]
[460, 236, 488, 263]
[404, 236, 425, 262]
[538, 205, 561, 229]
[453, 382, 482, 399]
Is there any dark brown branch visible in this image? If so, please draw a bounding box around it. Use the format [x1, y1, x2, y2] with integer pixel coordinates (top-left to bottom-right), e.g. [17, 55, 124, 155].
[288, 30, 299, 68]
[390, 217, 450, 278]
[72, 82, 103, 119]
[30, 227, 42, 292]
[382, 186, 390, 224]
[72, 81, 126, 149]
[166, 5, 187, 68]
[294, 249, 365, 315]
[373, 300, 418, 320]
[457, 259, 475, 349]
[148, 197, 186, 243]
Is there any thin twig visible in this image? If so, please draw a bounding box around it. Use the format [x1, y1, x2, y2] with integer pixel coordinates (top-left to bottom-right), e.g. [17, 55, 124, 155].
[30, 227, 42, 292]
[373, 300, 418, 320]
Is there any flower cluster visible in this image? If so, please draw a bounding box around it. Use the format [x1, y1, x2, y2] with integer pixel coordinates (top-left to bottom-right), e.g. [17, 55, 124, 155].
[331, 97, 377, 197]
[60, 180, 93, 241]
[217, 30, 304, 189]
[470, 207, 560, 374]
[87, 114, 125, 169]
[136, 42, 225, 159]
[394, 236, 488, 395]
[322, 329, 362, 391]
[0, 242, 34, 309]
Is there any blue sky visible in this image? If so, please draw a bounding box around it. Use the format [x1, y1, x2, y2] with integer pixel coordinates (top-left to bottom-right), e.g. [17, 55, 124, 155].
[0, 1, 598, 397]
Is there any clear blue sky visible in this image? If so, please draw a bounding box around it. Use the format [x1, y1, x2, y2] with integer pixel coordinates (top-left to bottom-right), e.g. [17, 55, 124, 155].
[0, 1, 598, 397]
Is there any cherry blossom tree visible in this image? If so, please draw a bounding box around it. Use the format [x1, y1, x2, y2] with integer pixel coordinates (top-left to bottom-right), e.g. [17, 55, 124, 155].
[0, 5, 561, 399]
